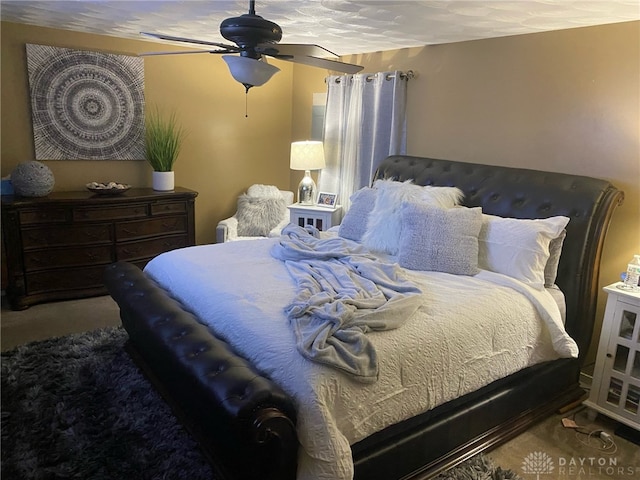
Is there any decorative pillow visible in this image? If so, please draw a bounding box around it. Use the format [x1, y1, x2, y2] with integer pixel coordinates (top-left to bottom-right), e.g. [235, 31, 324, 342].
[478, 214, 570, 289]
[236, 194, 286, 237]
[362, 179, 464, 255]
[544, 229, 567, 287]
[246, 184, 282, 198]
[398, 203, 483, 275]
[338, 187, 377, 241]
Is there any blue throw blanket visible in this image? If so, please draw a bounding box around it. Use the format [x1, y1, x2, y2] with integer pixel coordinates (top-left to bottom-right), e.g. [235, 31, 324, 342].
[271, 225, 422, 383]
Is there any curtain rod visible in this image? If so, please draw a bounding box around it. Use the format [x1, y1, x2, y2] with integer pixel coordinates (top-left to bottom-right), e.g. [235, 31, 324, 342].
[326, 70, 416, 83]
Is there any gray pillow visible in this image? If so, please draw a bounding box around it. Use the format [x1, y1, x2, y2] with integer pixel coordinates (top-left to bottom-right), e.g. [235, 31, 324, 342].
[236, 194, 286, 237]
[398, 202, 483, 275]
[338, 187, 377, 241]
[544, 229, 566, 287]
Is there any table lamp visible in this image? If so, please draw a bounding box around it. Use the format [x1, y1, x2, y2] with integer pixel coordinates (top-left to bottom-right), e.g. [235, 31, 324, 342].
[290, 141, 325, 205]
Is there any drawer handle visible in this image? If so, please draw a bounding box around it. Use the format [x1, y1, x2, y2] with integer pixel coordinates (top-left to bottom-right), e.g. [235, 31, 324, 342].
[120, 228, 139, 235]
[29, 256, 44, 266]
[121, 248, 141, 255]
[162, 221, 179, 229]
[86, 252, 100, 261]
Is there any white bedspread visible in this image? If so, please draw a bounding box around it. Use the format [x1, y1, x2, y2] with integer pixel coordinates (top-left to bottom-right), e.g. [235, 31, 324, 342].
[144, 238, 578, 480]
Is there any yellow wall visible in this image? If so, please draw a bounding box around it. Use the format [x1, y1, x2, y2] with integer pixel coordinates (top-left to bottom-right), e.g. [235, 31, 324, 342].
[3, 19, 639, 363]
[1, 21, 296, 245]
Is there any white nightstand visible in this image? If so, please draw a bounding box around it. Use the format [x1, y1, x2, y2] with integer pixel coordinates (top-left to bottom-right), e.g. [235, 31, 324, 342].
[584, 283, 640, 432]
[287, 203, 342, 231]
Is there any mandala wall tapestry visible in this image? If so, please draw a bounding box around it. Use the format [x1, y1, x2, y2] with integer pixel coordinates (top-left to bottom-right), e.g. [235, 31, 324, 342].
[26, 44, 145, 160]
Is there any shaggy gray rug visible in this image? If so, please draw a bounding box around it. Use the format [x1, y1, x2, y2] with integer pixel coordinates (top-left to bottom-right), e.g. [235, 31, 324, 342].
[1, 327, 521, 480]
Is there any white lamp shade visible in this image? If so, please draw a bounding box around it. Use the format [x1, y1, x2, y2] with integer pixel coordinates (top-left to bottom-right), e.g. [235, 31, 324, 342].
[290, 141, 326, 171]
[222, 55, 280, 88]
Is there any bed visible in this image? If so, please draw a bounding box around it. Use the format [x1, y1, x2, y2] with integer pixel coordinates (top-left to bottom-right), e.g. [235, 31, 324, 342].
[104, 155, 623, 480]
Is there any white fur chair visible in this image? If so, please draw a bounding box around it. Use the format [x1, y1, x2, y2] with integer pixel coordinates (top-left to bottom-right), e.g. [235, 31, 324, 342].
[216, 184, 294, 243]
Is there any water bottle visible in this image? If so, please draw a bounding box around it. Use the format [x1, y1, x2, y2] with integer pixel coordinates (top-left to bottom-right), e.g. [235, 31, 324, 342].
[620, 254, 640, 291]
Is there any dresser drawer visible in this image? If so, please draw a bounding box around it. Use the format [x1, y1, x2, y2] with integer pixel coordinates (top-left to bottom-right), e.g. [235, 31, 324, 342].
[19, 208, 68, 225]
[73, 204, 148, 221]
[116, 234, 190, 261]
[22, 224, 113, 249]
[25, 264, 107, 294]
[151, 201, 187, 216]
[23, 245, 113, 271]
[115, 215, 188, 241]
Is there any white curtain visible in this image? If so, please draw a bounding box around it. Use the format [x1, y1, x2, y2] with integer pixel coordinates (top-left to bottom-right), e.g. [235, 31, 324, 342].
[319, 71, 408, 210]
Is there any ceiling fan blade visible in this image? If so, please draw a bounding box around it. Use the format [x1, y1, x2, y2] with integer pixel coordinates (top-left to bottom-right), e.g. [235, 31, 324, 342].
[139, 49, 232, 57]
[141, 32, 238, 51]
[257, 43, 339, 58]
[270, 55, 363, 74]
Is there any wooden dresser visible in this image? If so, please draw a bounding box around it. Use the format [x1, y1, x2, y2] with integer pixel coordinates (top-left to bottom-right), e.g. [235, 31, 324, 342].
[1, 187, 197, 310]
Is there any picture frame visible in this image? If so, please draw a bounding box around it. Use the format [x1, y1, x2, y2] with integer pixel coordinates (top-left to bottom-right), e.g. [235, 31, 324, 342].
[317, 192, 338, 207]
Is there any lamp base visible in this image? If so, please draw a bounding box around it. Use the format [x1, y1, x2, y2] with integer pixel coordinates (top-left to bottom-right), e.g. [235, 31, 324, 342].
[298, 170, 316, 205]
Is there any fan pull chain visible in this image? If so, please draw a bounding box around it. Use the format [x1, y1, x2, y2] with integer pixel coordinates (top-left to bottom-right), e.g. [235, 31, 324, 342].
[243, 83, 252, 117]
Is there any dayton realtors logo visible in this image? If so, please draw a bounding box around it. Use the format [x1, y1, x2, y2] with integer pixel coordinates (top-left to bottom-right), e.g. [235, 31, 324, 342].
[521, 451, 639, 478]
[522, 451, 554, 479]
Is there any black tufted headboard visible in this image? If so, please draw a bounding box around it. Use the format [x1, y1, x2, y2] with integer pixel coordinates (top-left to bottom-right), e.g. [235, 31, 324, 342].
[373, 155, 624, 361]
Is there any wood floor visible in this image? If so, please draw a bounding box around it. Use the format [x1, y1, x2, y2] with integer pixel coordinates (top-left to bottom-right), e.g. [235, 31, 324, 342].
[2, 294, 638, 478]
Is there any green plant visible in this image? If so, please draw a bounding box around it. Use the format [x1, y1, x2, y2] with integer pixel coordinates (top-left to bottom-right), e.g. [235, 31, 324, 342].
[144, 107, 186, 172]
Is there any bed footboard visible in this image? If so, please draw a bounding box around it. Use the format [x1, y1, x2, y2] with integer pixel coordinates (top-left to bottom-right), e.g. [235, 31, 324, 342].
[104, 261, 298, 480]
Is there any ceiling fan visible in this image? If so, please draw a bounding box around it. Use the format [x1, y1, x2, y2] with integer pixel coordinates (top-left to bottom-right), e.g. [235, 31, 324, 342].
[140, 0, 364, 92]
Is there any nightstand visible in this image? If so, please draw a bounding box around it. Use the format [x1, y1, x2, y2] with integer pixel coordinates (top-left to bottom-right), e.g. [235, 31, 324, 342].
[287, 203, 342, 231]
[584, 283, 640, 432]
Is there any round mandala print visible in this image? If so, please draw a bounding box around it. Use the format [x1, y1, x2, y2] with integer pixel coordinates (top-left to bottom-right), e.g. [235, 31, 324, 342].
[26, 44, 145, 160]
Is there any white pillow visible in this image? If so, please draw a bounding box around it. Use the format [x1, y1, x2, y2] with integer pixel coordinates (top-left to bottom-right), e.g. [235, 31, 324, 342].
[478, 214, 570, 289]
[362, 179, 464, 255]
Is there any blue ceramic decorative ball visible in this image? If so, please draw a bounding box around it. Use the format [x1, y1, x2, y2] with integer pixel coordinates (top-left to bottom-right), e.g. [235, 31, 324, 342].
[10, 161, 55, 197]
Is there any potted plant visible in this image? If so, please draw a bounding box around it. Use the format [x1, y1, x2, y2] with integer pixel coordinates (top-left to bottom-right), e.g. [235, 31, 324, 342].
[145, 106, 186, 191]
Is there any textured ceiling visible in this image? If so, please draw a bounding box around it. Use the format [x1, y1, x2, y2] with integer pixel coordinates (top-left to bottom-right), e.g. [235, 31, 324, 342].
[1, 1, 639, 55]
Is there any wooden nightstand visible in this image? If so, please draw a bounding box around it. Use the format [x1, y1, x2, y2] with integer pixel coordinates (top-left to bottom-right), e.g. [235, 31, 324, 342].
[584, 283, 640, 433]
[287, 203, 342, 231]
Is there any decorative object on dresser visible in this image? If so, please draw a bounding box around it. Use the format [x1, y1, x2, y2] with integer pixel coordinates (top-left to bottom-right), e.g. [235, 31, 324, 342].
[584, 283, 640, 443]
[86, 181, 131, 194]
[145, 106, 187, 191]
[25, 44, 145, 161]
[1, 187, 197, 310]
[10, 161, 55, 197]
[216, 184, 293, 242]
[290, 140, 326, 204]
[287, 202, 341, 231]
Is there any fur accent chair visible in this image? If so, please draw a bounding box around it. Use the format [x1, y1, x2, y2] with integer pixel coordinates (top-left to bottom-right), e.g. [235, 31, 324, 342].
[216, 184, 294, 243]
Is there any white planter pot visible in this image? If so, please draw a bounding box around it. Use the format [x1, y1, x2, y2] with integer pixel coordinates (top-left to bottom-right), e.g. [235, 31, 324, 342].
[152, 171, 174, 191]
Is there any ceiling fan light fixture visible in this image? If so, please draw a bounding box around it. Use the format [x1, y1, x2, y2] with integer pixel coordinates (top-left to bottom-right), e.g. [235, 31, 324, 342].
[222, 55, 280, 91]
